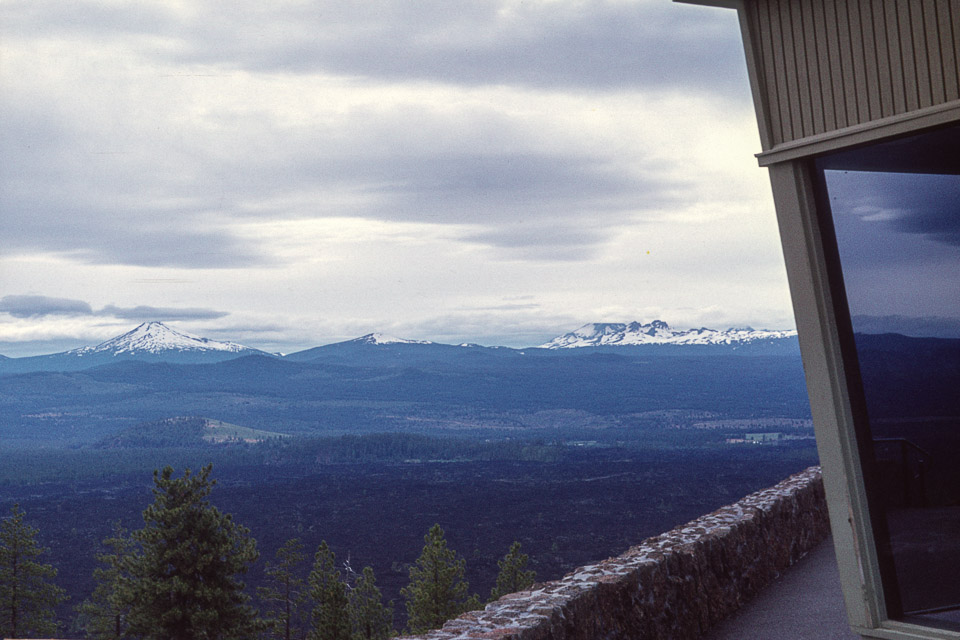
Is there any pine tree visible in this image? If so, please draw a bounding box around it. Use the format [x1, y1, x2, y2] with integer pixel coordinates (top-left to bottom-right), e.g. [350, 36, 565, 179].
[126, 465, 262, 640]
[400, 524, 477, 634]
[348, 566, 393, 640]
[307, 541, 351, 640]
[0, 503, 67, 639]
[76, 523, 137, 639]
[258, 538, 308, 640]
[489, 541, 536, 602]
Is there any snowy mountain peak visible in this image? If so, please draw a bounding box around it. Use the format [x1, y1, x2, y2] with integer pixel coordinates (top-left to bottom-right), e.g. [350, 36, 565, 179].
[352, 333, 434, 346]
[74, 322, 251, 356]
[539, 321, 797, 349]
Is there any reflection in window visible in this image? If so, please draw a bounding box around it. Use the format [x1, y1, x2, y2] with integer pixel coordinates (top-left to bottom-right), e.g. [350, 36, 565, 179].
[816, 124, 960, 628]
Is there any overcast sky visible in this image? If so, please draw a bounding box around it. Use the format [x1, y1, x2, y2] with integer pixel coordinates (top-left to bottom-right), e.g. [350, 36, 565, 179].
[0, 0, 797, 357]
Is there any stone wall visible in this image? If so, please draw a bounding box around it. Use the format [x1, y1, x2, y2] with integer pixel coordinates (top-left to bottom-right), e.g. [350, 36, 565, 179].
[404, 466, 829, 640]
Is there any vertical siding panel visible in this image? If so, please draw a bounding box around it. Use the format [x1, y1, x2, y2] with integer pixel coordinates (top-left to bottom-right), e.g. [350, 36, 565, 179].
[924, 0, 947, 103]
[813, 0, 838, 130]
[885, 1, 908, 113]
[954, 0, 960, 102]
[754, 0, 785, 145]
[802, 0, 827, 133]
[824, 0, 850, 128]
[898, 1, 921, 111]
[858, 0, 883, 119]
[745, 0, 960, 145]
[940, 0, 960, 102]
[871, 0, 896, 117]
[778, 0, 804, 139]
[845, 0, 871, 122]
[836, 0, 862, 125]
[911, 1, 934, 107]
[769, 0, 795, 142]
[739, 2, 775, 150]
[791, 0, 815, 136]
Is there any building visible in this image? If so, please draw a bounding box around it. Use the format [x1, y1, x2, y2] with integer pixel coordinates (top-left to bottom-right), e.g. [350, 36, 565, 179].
[678, 1, 960, 638]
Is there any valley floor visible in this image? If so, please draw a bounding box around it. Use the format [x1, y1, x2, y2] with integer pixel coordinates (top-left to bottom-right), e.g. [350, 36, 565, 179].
[1, 444, 819, 632]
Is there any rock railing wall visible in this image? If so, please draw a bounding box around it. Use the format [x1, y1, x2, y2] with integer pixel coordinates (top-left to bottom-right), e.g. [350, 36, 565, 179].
[404, 465, 830, 640]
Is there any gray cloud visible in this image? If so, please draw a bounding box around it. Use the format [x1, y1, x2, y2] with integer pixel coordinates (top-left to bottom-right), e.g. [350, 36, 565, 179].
[1, 206, 271, 269]
[846, 173, 960, 247]
[461, 303, 542, 312]
[362, 153, 667, 217]
[826, 171, 960, 271]
[0, 0, 737, 270]
[0, 295, 93, 318]
[0, 295, 229, 322]
[99, 305, 229, 321]
[1, 78, 684, 264]
[887, 177, 960, 247]
[1, 0, 711, 270]
[183, 2, 746, 94]
[0, 98, 273, 269]
[461, 222, 612, 261]
[205, 97, 685, 229]
[2, 1, 747, 97]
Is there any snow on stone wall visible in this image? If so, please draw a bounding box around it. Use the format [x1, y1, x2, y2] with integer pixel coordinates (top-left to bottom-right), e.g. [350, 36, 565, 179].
[404, 466, 829, 640]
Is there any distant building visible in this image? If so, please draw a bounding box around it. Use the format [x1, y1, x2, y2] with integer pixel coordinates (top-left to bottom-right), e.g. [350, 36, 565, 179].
[745, 432, 783, 443]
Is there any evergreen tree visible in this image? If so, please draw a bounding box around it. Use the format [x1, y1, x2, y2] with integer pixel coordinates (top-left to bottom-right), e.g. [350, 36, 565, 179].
[307, 541, 351, 640]
[489, 542, 536, 602]
[0, 503, 66, 639]
[348, 566, 393, 640]
[126, 465, 261, 640]
[258, 538, 308, 640]
[76, 523, 137, 639]
[400, 524, 477, 634]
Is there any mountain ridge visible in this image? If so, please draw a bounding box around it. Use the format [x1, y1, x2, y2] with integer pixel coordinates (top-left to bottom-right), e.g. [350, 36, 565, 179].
[539, 321, 797, 349]
[0, 320, 800, 373]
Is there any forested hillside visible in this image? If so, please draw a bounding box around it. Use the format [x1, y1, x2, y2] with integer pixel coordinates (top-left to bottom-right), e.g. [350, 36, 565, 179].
[1, 439, 818, 636]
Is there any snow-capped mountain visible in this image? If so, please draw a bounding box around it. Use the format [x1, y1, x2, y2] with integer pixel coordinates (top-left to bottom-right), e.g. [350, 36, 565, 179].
[72, 322, 252, 356]
[0, 322, 268, 373]
[284, 331, 454, 365]
[349, 333, 434, 346]
[539, 321, 797, 349]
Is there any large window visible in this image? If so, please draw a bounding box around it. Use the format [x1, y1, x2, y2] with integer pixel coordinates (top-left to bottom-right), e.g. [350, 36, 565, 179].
[814, 123, 960, 629]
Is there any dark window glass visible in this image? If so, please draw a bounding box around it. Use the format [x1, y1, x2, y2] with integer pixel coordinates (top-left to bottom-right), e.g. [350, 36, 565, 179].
[815, 123, 960, 627]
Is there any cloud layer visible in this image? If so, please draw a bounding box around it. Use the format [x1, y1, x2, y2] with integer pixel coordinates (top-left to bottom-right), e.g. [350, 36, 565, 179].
[0, 296, 228, 322]
[4, 1, 747, 92]
[0, 0, 797, 356]
[0, 295, 93, 319]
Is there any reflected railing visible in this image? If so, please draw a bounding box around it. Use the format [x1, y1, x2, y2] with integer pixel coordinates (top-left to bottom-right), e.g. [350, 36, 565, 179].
[873, 438, 931, 509]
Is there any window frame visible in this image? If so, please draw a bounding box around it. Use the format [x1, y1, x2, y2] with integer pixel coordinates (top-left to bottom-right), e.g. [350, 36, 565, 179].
[768, 120, 960, 639]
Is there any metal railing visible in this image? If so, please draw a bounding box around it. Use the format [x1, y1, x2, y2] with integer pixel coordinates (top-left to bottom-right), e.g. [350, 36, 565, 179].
[873, 438, 932, 509]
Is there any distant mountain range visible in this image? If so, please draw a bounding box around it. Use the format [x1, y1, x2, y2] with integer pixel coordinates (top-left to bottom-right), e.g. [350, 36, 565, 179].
[538, 321, 797, 349]
[0, 320, 800, 374]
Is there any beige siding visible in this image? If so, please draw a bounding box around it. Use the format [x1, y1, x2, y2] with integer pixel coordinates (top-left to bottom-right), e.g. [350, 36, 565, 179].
[746, 0, 960, 147]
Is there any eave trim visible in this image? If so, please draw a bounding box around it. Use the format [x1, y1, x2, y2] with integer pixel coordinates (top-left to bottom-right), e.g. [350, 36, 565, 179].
[756, 101, 960, 166]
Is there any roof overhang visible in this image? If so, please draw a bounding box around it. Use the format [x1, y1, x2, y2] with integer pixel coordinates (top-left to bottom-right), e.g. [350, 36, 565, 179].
[673, 0, 739, 7]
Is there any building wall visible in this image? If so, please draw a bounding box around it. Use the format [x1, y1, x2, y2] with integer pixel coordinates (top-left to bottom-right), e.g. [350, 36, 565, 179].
[744, 0, 960, 148]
